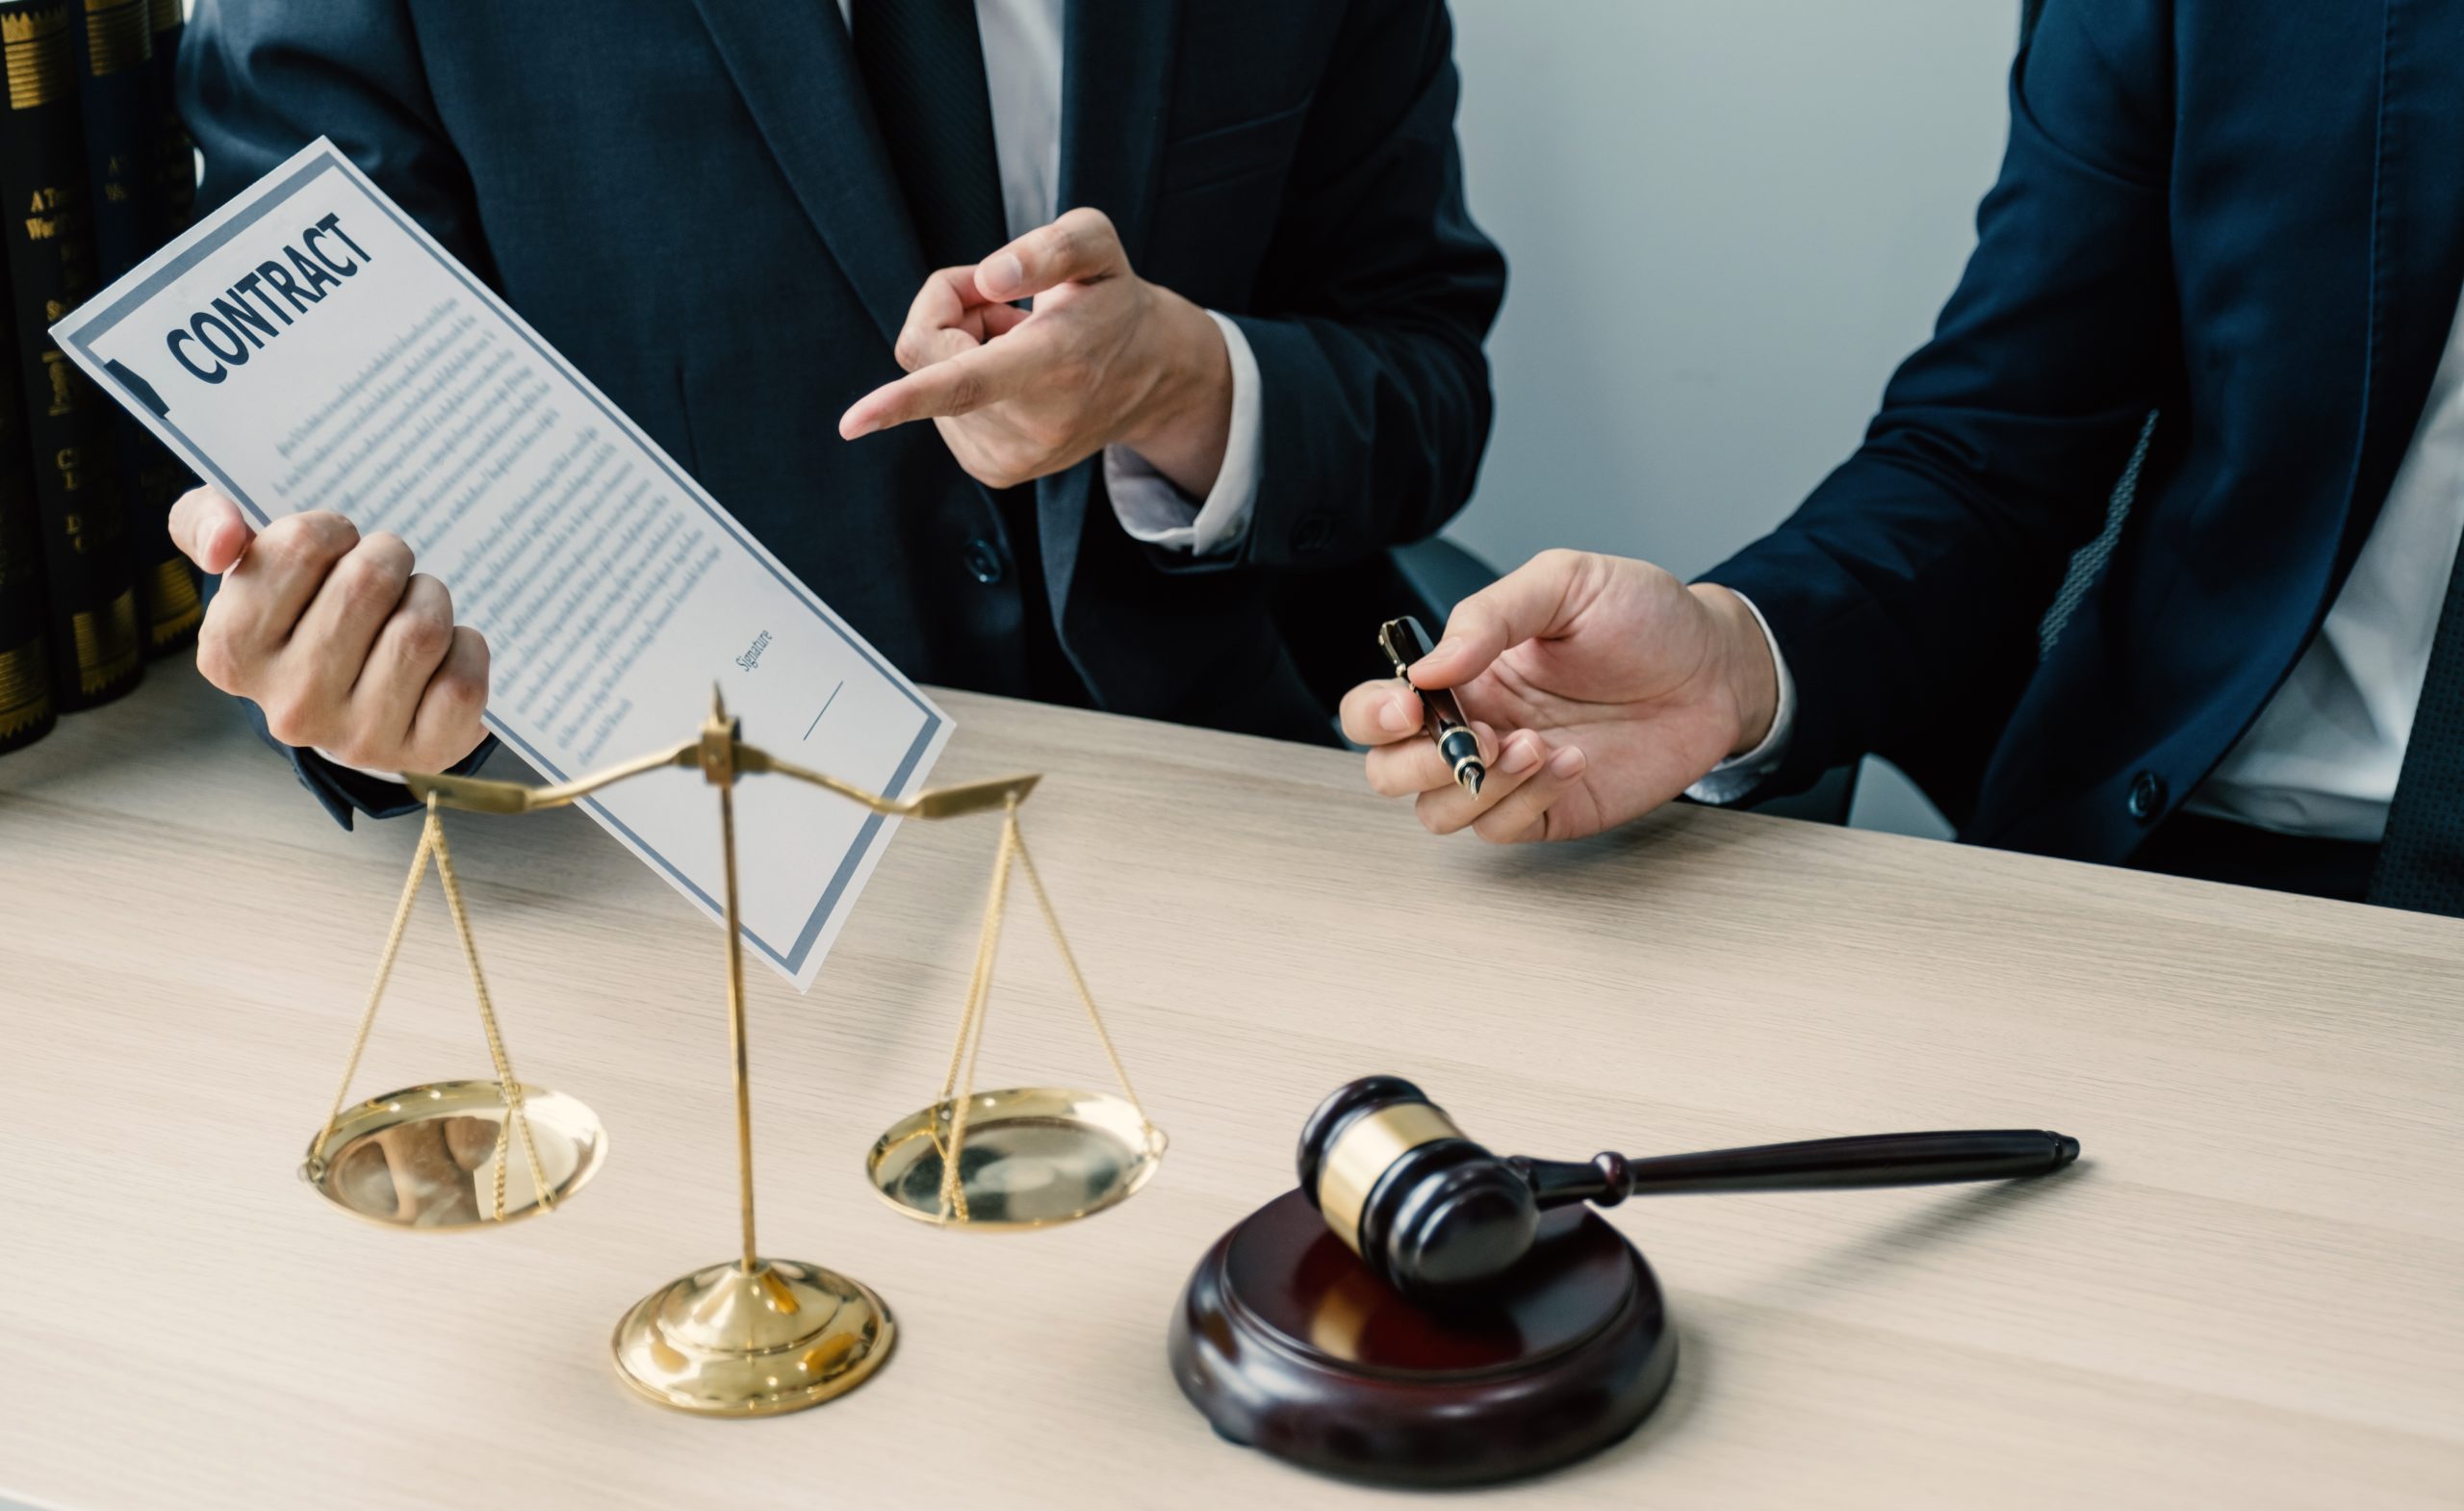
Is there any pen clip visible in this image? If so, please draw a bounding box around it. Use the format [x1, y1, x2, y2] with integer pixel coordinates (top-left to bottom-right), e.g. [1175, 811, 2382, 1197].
[1378, 616, 1434, 681]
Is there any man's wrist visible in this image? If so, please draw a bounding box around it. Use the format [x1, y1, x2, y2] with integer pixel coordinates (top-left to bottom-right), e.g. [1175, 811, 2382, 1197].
[1693, 582, 1781, 757]
[1117, 288, 1233, 497]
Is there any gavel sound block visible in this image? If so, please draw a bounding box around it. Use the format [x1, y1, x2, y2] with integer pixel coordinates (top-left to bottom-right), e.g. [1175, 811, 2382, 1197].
[1169, 1076, 2079, 1487]
[1169, 1188, 1675, 1487]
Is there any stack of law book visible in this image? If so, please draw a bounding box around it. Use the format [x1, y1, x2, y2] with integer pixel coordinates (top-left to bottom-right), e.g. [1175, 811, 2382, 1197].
[0, 0, 198, 755]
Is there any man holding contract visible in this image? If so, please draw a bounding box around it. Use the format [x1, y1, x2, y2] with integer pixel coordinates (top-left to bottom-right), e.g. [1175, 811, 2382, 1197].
[169, 0, 1502, 821]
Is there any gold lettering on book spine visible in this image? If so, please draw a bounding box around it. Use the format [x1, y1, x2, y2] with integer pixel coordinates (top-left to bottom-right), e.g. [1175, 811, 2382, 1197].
[0, 639, 51, 739]
[81, 0, 147, 77]
[141, 555, 201, 646]
[2, 5, 71, 112]
[69, 589, 139, 695]
[144, 0, 174, 36]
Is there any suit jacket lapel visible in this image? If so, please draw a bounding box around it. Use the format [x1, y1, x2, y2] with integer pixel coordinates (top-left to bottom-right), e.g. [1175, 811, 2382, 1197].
[1042, 0, 1181, 618]
[685, 0, 925, 348]
[2344, 0, 2464, 574]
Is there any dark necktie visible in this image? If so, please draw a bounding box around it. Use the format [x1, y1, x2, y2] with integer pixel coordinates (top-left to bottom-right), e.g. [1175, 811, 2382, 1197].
[847, 0, 1087, 705]
[850, 0, 1008, 271]
[2369, 534, 2464, 916]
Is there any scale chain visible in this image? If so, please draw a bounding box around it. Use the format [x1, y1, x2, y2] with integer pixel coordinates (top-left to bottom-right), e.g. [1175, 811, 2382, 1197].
[424, 794, 554, 1219]
[308, 815, 438, 1177]
[932, 802, 1148, 1221]
[1011, 820, 1148, 1127]
[937, 803, 1020, 1218]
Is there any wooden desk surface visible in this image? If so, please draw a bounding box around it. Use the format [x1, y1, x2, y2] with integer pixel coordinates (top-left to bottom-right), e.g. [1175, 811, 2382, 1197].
[2, 663, 2459, 1510]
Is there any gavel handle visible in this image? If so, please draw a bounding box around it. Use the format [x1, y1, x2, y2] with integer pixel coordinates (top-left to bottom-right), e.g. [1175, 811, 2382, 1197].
[1512, 1130, 2081, 1210]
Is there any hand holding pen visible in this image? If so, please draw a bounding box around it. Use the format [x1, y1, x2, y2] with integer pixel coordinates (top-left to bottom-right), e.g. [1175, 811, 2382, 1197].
[1339, 553, 1782, 845]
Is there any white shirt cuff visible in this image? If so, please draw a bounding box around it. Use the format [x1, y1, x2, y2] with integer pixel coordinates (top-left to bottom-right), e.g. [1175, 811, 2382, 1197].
[1683, 591, 1797, 806]
[1101, 310, 1261, 557]
[314, 746, 407, 785]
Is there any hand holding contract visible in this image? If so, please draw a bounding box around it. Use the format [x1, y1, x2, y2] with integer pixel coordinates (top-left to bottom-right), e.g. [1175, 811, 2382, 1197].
[55, 140, 948, 988]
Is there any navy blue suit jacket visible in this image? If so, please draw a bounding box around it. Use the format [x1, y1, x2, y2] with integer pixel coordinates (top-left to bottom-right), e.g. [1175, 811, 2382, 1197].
[180, 0, 1503, 824]
[1706, 0, 2464, 865]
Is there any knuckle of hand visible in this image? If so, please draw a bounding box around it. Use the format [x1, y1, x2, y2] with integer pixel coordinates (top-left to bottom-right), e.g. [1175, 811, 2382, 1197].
[304, 511, 360, 550]
[339, 555, 404, 609]
[262, 692, 325, 749]
[193, 627, 241, 691]
[396, 607, 452, 663]
[439, 657, 486, 706]
[255, 523, 317, 574]
[328, 735, 381, 771]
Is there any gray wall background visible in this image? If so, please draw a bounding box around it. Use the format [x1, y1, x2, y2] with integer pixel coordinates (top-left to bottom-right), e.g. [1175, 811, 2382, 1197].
[1443, 0, 2025, 838]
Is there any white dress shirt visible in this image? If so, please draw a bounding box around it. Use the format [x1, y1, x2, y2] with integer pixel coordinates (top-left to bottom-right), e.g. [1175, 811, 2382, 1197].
[2186, 291, 2464, 839]
[839, 0, 1262, 555]
[1698, 289, 2464, 833]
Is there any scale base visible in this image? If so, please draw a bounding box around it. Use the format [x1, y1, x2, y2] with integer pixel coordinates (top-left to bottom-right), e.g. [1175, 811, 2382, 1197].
[610, 1257, 894, 1417]
[1169, 1190, 1676, 1487]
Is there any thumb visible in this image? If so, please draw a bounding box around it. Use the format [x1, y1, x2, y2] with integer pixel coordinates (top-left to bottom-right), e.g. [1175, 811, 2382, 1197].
[973, 207, 1127, 302]
[1411, 550, 1592, 689]
[167, 487, 253, 575]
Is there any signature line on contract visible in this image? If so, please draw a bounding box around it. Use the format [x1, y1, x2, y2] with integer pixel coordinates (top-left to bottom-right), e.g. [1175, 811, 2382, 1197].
[804, 680, 846, 741]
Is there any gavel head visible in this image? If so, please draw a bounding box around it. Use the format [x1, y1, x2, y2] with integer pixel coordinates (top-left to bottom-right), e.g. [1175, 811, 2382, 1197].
[1296, 1076, 1539, 1304]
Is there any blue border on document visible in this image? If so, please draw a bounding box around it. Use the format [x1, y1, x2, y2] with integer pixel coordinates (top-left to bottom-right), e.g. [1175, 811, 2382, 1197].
[62, 146, 940, 978]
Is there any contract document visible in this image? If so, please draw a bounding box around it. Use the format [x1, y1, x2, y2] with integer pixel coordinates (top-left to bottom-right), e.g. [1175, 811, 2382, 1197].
[56, 139, 949, 990]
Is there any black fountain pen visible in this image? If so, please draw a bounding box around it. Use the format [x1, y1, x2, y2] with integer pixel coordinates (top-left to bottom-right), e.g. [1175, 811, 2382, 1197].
[1379, 615, 1486, 796]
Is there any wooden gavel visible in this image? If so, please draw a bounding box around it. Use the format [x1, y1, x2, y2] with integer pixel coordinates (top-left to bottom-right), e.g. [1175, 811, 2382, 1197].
[1297, 1076, 2080, 1304]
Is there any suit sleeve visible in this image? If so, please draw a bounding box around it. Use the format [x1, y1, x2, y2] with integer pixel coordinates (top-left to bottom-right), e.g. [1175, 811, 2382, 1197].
[180, 0, 494, 273]
[181, 0, 495, 826]
[1225, 0, 1506, 571]
[1700, 0, 2182, 800]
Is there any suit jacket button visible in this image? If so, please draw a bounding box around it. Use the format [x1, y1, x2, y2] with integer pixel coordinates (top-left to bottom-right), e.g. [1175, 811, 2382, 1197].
[963, 538, 1005, 584]
[2126, 770, 2167, 823]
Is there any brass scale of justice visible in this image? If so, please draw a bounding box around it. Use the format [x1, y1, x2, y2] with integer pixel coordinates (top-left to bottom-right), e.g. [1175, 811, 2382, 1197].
[296, 688, 1166, 1416]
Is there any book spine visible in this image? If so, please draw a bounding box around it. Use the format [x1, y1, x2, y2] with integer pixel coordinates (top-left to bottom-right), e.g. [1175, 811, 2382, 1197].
[79, 0, 195, 653]
[143, 0, 182, 233]
[0, 0, 140, 710]
[0, 392, 50, 751]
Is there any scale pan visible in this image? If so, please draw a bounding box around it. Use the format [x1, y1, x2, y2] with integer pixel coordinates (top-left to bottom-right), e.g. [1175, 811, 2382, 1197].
[300, 1080, 606, 1230]
[866, 1086, 1165, 1229]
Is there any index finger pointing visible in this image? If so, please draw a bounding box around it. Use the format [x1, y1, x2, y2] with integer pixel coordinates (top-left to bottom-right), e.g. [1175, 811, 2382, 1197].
[839, 333, 1043, 438]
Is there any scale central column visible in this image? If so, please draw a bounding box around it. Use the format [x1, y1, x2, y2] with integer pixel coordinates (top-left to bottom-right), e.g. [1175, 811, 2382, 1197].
[607, 695, 896, 1417]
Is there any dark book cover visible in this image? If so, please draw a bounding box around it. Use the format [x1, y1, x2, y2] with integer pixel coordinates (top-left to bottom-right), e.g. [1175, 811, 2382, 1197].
[145, 0, 185, 235]
[0, 0, 140, 709]
[0, 375, 50, 751]
[78, 0, 196, 654]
